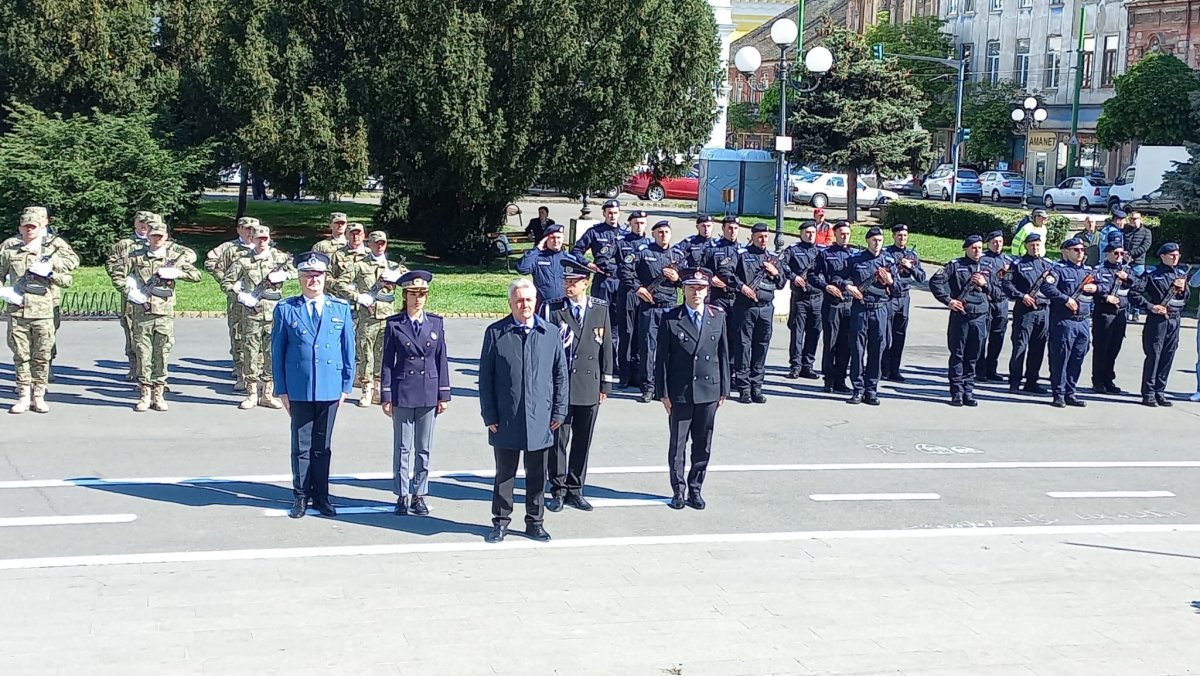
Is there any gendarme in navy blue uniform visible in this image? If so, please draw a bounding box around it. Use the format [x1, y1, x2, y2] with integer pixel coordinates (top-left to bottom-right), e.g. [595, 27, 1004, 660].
[571, 220, 622, 301]
[730, 232, 785, 400]
[1090, 248, 1135, 393]
[929, 240, 990, 404]
[1039, 241, 1097, 404]
[1137, 246, 1190, 403]
[632, 236, 683, 397]
[613, 222, 651, 386]
[783, 230, 823, 378]
[844, 238, 898, 402]
[979, 235, 1013, 381]
[517, 238, 577, 308]
[1001, 241, 1053, 392]
[816, 238, 857, 391]
[881, 230, 926, 380]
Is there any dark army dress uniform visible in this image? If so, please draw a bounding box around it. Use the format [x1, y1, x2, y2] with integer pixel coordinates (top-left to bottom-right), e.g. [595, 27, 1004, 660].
[929, 236, 991, 406]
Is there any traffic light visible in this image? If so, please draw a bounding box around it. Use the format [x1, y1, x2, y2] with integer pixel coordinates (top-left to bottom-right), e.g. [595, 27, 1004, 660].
[956, 128, 972, 143]
[871, 43, 884, 61]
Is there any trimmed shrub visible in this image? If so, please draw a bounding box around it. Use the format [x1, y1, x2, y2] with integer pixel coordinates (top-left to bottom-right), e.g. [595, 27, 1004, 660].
[882, 199, 1072, 248]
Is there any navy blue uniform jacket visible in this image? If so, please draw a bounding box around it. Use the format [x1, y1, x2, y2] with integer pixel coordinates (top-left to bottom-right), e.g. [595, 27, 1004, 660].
[380, 312, 451, 409]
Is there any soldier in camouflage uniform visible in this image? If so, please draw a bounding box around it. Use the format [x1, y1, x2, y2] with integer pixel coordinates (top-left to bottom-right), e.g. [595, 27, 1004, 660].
[329, 222, 370, 386]
[341, 230, 407, 406]
[222, 224, 294, 410]
[113, 218, 201, 412]
[0, 210, 76, 414]
[312, 212, 349, 294]
[205, 217, 255, 390]
[105, 211, 154, 381]
[3, 207, 80, 370]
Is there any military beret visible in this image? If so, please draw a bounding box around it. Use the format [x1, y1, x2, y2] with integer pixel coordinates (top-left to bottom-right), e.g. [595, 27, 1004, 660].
[722, 215, 741, 224]
[680, 267, 713, 286]
[544, 223, 564, 235]
[1060, 237, 1084, 249]
[1031, 208, 1048, 218]
[1158, 242, 1181, 256]
[329, 212, 348, 223]
[368, 230, 388, 243]
[750, 223, 770, 234]
[560, 257, 592, 279]
[696, 214, 714, 224]
[652, 220, 671, 231]
[629, 210, 648, 219]
[236, 217, 259, 229]
[986, 230, 1004, 241]
[295, 251, 330, 273]
[1024, 232, 1042, 243]
[891, 223, 909, 232]
[1102, 242, 1123, 253]
[250, 225, 270, 239]
[833, 220, 851, 229]
[1111, 207, 1127, 219]
[602, 199, 620, 210]
[800, 220, 818, 231]
[963, 235, 983, 248]
[399, 270, 433, 289]
[865, 227, 883, 238]
[346, 222, 365, 232]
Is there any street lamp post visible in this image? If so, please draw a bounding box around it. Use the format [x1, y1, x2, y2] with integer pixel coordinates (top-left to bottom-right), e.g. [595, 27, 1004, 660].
[734, 19, 833, 252]
[1010, 96, 1048, 209]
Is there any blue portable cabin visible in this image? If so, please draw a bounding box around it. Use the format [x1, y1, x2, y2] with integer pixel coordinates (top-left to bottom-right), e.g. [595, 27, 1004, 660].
[696, 148, 777, 218]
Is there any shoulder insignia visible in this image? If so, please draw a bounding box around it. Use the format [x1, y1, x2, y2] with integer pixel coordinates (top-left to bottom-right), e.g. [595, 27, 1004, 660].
[590, 298, 608, 307]
[710, 305, 725, 313]
[426, 312, 442, 319]
[624, 253, 636, 263]
[328, 297, 348, 305]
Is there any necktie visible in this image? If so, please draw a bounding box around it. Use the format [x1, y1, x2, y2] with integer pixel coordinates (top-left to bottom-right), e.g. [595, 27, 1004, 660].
[413, 319, 421, 334]
[692, 311, 701, 330]
[572, 304, 582, 324]
[309, 300, 319, 323]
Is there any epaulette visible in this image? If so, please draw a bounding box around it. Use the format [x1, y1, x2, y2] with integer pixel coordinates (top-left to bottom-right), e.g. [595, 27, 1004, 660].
[590, 297, 608, 307]
[546, 299, 567, 310]
[426, 312, 442, 319]
[708, 305, 724, 314]
[328, 297, 348, 304]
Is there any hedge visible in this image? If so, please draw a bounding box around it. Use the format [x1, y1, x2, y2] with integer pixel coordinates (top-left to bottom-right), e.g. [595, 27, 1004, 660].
[1151, 213, 1200, 262]
[881, 199, 1072, 248]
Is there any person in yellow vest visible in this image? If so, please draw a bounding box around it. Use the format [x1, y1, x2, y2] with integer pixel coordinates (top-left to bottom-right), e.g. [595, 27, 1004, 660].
[342, 230, 408, 406]
[105, 210, 155, 382]
[1011, 208, 1049, 256]
[113, 217, 202, 412]
[206, 216, 256, 390]
[223, 224, 295, 410]
[0, 210, 75, 413]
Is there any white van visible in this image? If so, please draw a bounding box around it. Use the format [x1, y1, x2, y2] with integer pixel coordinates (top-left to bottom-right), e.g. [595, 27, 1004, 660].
[1109, 145, 1190, 208]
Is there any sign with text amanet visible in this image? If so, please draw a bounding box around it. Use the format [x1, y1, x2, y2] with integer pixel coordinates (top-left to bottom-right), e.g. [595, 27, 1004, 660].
[1028, 132, 1058, 152]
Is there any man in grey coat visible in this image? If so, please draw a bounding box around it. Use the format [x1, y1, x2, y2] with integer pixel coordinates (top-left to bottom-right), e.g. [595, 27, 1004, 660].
[479, 278, 569, 543]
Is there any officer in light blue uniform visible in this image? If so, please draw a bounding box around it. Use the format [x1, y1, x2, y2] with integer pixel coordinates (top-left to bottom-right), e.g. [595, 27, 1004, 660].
[272, 251, 356, 519]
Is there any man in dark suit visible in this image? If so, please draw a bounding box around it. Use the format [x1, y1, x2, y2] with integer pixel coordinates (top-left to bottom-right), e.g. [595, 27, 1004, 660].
[479, 278, 569, 543]
[524, 206, 556, 241]
[380, 270, 451, 517]
[545, 259, 614, 512]
[271, 251, 356, 518]
[654, 267, 729, 510]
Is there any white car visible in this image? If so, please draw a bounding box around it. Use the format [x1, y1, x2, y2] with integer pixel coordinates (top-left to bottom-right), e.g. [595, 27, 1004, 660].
[791, 173, 898, 208]
[1041, 176, 1112, 213]
[979, 171, 1032, 203]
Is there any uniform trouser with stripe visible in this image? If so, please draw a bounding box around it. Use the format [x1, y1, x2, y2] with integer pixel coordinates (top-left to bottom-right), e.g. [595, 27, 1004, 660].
[821, 301, 852, 388]
[881, 294, 910, 377]
[550, 403, 598, 497]
[1048, 318, 1090, 399]
[1008, 306, 1048, 389]
[392, 405, 436, 498]
[1141, 314, 1181, 397]
[850, 304, 890, 397]
[1091, 308, 1127, 388]
[947, 312, 987, 399]
[732, 301, 773, 393]
[667, 401, 717, 494]
[788, 292, 822, 371]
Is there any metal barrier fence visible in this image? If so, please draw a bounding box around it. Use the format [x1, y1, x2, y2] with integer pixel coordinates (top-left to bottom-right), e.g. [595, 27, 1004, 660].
[59, 291, 123, 318]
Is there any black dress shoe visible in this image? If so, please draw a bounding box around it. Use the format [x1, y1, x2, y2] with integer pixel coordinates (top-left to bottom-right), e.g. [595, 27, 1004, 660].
[1105, 384, 1125, 395]
[799, 369, 820, 380]
[1065, 397, 1086, 408]
[288, 498, 307, 519]
[751, 391, 767, 404]
[312, 499, 337, 517]
[1009, 384, 1021, 394]
[846, 394, 862, 405]
[1023, 384, 1047, 395]
[822, 386, 834, 394]
[545, 496, 564, 513]
[565, 494, 593, 512]
[863, 394, 880, 406]
[786, 368, 801, 379]
[1156, 395, 1173, 407]
[411, 496, 430, 516]
[1142, 397, 1159, 407]
[393, 499, 408, 516]
[686, 493, 706, 510]
[833, 384, 853, 394]
[963, 396, 978, 407]
[891, 373, 907, 383]
[949, 398, 963, 407]
[485, 526, 507, 543]
[525, 524, 552, 542]
[738, 391, 752, 404]
[1051, 397, 1066, 408]
[668, 492, 686, 510]
[639, 390, 654, 403]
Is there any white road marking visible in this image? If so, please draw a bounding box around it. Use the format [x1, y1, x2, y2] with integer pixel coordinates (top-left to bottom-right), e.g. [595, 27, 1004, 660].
[810, 493, 941, 502]
[0, 514, 136, 528]
[5, 461, 1200, 490]
[260, 496, 671, 517]
[3, 523, 1200, 571]
[1047, 491, 1176, 499]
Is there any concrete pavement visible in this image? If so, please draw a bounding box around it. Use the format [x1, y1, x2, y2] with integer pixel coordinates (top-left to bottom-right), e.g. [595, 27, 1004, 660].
[2, 293, 1200, 674]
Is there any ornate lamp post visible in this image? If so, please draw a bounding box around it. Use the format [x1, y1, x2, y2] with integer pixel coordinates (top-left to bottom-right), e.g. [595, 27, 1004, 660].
[1011, 96, 1048, 209]
[734, 19, 833, 251]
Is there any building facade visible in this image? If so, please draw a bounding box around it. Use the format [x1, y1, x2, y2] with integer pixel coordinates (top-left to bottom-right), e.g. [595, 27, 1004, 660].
[1126, 0, 1200, 68]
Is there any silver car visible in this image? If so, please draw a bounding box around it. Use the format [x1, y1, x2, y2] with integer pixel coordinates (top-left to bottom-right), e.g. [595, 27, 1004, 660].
[980, 171, 1032, 203]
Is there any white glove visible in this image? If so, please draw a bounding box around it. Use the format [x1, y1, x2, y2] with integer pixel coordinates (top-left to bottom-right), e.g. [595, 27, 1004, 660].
[124, 276, 139, 293]
[381, 269, 402, 283]
[0, 287, 24, 306]
[28, 261, 53, 277]
[238, 292, 260, 308]
[127, 288, 149, 305]
[267, 270, 289, 284]
[357, 293, 375, 307]
[156, 267, 182, 280]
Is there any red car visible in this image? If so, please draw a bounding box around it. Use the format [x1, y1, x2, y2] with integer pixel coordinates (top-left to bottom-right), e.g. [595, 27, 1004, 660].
[621, 166, 699, 202]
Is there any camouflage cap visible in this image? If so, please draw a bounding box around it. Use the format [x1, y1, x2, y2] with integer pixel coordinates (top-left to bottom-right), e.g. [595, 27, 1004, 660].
[20, 206, 47, 226]
[147, 217, 169, 235]
[368, 230, 388, 243]
[250, 224, 271, 239]
[346, 222, 365, 233]
[330, 212, 348, 224]
[236, 216, 260, 229]
[18, 211, 40, 227]
[134, 210, 156, 223]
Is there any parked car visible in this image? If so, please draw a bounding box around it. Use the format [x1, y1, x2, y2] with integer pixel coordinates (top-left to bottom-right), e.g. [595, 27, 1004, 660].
[621, 165, 700, 202]
[979, 171, 1032, 203]
[791, 172, 898, 208]
[881, 175, 919, 195]
[1041, 176, 1111, 213]
[1122, 190, 1184, 215]
[921, 167, 983, 202]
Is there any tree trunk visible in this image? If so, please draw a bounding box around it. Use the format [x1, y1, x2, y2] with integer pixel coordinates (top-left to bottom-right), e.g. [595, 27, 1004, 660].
[236, 168, 249, 220]
[846, 166, 859, 223]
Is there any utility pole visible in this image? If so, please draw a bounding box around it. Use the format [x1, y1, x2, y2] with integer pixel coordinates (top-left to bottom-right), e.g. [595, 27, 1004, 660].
[1066, 5, 1086, 177]
[797, 0, 806, 53]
